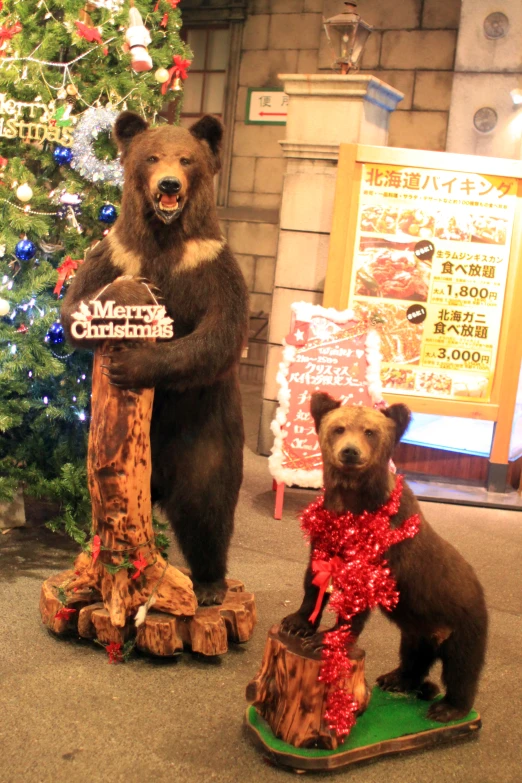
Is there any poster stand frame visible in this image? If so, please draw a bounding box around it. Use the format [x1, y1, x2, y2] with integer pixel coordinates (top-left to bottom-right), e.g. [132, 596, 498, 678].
[324, 143, 522, 492]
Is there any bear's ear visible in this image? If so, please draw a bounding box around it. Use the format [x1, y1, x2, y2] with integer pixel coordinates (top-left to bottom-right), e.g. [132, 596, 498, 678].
[381, 403, 411, 444]
[190, 114, 223, 173]
[310, 392, 342, 432]
[114, 111, 148, 156]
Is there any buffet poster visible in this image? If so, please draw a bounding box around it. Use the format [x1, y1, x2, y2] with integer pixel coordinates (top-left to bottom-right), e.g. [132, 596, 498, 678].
[347, 163, 518, 402]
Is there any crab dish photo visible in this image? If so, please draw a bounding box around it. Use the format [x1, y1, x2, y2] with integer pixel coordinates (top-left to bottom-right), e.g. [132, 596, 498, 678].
[353, 301, 423, 366]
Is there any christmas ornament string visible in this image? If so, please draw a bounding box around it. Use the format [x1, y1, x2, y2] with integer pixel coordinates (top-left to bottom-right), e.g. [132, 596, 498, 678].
[301, 474, 420, 739]
[0, 197, 57, 215]
[0, 38, 117, 68]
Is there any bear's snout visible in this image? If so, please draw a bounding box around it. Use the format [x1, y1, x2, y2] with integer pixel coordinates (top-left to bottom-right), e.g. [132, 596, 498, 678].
[158, 177, 182, 195]
[340, 445, 362, 465]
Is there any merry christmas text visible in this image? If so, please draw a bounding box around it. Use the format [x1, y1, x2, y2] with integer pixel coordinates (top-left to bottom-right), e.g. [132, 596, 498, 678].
[0, 94, 73, 144]
[71, 299, 174, 340]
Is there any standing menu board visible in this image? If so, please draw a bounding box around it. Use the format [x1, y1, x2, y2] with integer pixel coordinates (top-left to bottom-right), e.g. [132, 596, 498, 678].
[269, 303, 383, 488]
[324, 144, 522, 488]
[349, 164, 517, 402]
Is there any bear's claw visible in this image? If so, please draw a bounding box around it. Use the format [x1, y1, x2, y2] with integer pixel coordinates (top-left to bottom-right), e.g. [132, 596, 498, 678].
[426, 699, 469, 723]
[376, 667, 407, 692]
[193, 580, 227, 606]
[377, 670, 442, 702]
[280, 612, 316, 638]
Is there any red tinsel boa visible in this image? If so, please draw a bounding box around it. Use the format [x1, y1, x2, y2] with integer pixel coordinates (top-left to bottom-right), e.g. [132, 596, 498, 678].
[300, 474, 420, 739]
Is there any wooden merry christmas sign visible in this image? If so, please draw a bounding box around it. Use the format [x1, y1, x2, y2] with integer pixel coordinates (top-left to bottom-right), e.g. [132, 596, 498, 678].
[70, 279, 174, 340]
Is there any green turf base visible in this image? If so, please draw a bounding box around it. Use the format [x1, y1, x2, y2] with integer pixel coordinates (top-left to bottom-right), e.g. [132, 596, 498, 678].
[245, 687, 481, 771]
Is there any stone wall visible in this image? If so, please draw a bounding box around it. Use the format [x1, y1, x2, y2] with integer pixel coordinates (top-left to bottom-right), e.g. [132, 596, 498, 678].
[219, 209, 279, 383]
[224, 0, 462, 387]
[356, 0, 461, 152]
[447, 0, 522, 159]
[230, 0, 461, 212]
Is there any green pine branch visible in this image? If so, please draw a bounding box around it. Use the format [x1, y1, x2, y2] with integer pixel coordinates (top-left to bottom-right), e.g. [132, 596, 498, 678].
[0, 0, 188, 535]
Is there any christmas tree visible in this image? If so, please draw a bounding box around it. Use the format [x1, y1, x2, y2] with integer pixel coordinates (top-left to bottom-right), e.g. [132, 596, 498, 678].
[0, 0, 191, 541]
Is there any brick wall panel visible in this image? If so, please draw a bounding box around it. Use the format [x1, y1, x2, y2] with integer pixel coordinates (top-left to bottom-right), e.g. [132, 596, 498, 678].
[381, 30, 457, 70]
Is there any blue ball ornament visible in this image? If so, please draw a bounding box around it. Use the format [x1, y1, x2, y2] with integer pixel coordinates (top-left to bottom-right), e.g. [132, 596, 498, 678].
[15, 239, 37, 261]
[98, 204, 118, 224]
[53, 146, 73, 165]
[46, 322, 65, 346]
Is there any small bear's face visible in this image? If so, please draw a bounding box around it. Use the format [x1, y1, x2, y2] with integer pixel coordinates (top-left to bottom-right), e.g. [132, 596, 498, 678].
[310, 392, 411, 476]
[113, 112, 223, 225]
[319, 406, 395, 474]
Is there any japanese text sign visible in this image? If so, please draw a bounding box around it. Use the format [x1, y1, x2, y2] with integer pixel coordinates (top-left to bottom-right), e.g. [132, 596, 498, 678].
[245, 89, 288, 125]
[269, 303, 383, 488]
[348, 163, 518, 402]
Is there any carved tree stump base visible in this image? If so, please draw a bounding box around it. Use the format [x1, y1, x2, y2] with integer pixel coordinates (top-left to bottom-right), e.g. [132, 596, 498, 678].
[40, 569, 256, 657]
[246, 624, 371, 751]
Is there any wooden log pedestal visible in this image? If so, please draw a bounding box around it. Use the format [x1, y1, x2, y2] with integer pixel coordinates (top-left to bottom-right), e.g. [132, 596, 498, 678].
[39, 344, 256, 657]
[245, 626, 481, 773]
[246, 624, 371, 751]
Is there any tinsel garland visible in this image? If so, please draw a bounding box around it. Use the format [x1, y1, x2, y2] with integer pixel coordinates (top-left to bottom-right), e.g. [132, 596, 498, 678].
[300, 474, 420, 739]
[70, 106, 124, 186]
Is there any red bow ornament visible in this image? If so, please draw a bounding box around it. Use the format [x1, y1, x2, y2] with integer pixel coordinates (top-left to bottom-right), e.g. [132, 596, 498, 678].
[55, 606, 76, 621]
[75, 21, 108, 55]
[161, 55, 191, 95]
[54, 255, 82, 296]
[105, 642, 123, 664]
[131, 553, 148, 580]
[309, 555, 344, 624]
[91, 534, 102, 565]
[0, 21, 22, 55]
[154, 0, 180, 9]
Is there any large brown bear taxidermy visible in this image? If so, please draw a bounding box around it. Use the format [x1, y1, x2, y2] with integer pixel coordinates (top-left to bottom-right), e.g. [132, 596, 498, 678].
[61, 112, 249, 606]
[282, 392, 488, 722]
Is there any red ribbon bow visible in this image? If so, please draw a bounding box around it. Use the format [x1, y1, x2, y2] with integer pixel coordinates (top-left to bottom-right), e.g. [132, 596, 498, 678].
[161, 55, 191, 95]
[105, 642, 123, 664]
[154, 0, 180, 9]
[54, 255, 82, 296]
[131, 553, 148, 580]
[0, 21, 22, 47]
[309, 555, 344, 625]
[55, 607, 76, 621]
[91, 534, 101, 565]
[75, 21, 108, 55]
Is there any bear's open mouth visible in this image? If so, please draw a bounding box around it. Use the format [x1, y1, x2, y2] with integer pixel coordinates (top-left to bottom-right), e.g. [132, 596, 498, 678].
[153, 193, 184, 223]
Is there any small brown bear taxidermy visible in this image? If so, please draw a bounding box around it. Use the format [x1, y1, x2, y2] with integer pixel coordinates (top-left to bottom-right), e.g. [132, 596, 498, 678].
[61, 112, 249, 607]
[282, 392, 488, 723]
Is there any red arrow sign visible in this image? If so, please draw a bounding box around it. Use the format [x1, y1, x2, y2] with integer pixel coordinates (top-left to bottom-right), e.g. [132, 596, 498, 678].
[259, 111, 287, 116]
